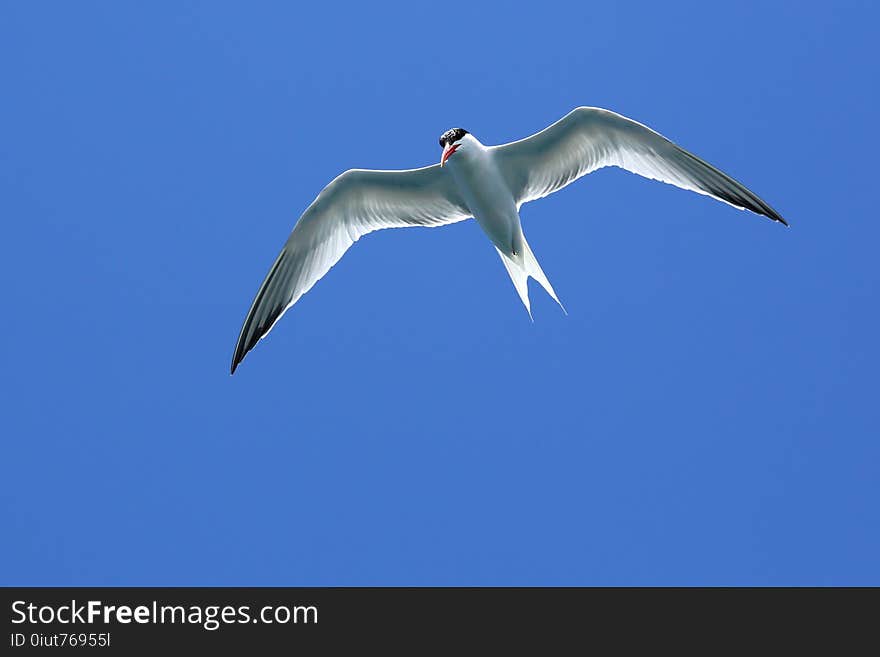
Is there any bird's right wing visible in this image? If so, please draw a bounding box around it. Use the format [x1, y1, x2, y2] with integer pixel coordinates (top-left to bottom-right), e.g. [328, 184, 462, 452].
[231, 165, 470, 373]
[492, 106, 786, 224]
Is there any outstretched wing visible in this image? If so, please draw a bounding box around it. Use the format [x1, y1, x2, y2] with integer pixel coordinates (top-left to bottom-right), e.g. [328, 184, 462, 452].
[492, 106, 786, 224]
[231, 165, 470, 373]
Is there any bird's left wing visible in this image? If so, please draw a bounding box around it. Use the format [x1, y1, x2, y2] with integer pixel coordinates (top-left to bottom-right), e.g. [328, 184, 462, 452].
[492, 106, 786, 225]
[231, 165, 470, 373]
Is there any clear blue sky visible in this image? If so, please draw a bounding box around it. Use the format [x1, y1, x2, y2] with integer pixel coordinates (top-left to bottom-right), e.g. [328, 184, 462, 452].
[2, 1, 877, 585]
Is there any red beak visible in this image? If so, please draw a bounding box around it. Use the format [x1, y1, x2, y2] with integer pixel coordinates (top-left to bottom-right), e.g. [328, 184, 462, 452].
[440, 143, 459, 167]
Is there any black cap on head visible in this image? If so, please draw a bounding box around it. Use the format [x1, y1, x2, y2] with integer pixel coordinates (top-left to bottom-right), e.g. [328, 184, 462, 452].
[439, 128, 469, 148]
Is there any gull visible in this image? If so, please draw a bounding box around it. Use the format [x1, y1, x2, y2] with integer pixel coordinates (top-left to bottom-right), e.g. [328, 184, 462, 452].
[231, 106, 787, 373]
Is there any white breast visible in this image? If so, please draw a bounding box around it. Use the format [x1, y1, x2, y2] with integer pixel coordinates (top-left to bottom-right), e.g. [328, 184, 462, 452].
[446, 135, 522, 254]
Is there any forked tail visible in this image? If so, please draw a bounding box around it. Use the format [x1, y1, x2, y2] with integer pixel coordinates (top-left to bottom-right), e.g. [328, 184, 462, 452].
[495, 235, 565, 319]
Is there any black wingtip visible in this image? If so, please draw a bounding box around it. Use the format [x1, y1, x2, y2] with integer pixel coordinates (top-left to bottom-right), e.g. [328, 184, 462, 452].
[231, 338, 257, 375]
[778, 216, 790, 227]
[758, 205, 787, 227]
[230, 352, 242, 376]
[770, 211, 789, 227]
[230, 337, 256, 375]
[761, 200, 788, 227]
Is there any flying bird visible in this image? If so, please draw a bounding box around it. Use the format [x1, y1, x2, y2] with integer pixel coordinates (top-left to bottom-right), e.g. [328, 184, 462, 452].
[231, 107, 786, 373]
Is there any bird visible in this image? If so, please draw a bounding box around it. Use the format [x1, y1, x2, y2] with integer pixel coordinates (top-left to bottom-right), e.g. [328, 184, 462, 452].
[231, 106, 786, 374]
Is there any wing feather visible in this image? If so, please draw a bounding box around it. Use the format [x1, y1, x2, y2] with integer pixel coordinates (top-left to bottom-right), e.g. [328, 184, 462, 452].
[492, 106, 786, 225]
[231, 165, 470, 373]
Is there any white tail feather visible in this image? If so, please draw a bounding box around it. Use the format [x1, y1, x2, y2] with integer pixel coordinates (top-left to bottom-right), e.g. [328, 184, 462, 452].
[522, 236, 566, 315]
[496, 246, 532, 320]
[495, 235, 565, 317]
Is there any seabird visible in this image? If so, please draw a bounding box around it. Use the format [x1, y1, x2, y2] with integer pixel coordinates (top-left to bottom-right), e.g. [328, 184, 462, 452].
[231, 107, 786, 373]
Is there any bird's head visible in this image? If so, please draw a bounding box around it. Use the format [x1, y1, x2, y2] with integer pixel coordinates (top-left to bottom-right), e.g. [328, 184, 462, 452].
[439, 128, 469, 167]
